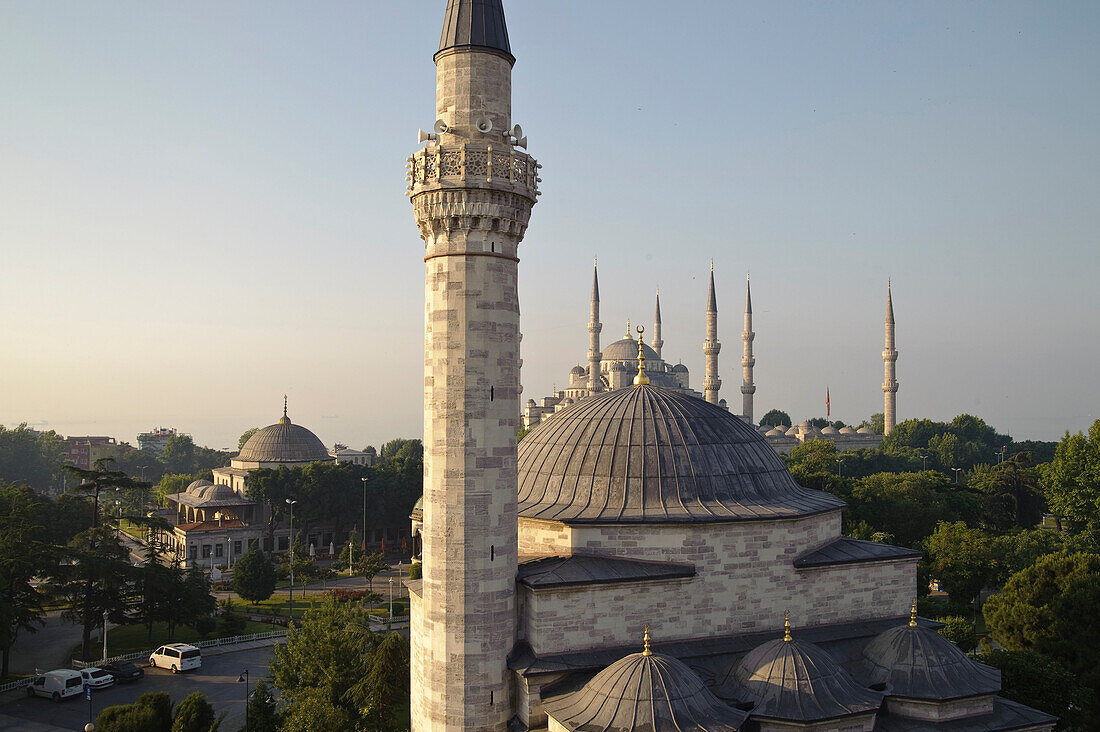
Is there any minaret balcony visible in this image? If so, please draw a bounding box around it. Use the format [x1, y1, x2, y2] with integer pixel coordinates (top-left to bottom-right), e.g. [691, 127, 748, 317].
[407, 142, 541, 200]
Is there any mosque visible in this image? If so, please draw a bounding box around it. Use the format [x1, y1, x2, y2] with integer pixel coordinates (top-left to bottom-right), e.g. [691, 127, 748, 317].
[405, 2, 1055, 730]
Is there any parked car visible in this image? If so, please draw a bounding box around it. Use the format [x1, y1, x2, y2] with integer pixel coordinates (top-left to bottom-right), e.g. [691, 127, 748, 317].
[149, 643, 202, 674]
[26, 669, 83, 702]
[102, 660, 145, 683]
[79, 666, 115, 690]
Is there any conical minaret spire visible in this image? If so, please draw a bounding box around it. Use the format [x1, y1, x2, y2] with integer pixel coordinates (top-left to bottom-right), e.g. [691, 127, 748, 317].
[408, 0, 539, 727]
[882, 280, 899, 436]
[652, 288, 664, 359]
[703, 262, 722, 405]
[740, 274, 756, 424]
[587, 259, 603, 394]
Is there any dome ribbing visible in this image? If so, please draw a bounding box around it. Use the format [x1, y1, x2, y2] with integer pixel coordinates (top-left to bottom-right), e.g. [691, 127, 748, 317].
[237, 416, 330, 464]
[860, 623, 1001, 700]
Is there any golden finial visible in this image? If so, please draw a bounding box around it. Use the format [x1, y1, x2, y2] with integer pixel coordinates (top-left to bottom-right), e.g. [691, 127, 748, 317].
[783, 610, 793, 642]
[625, 319, 633, 339]
[642, 625, 652, 656]
[633, 326, 650, 386]
[594, 256, 598, 267]
[279, 395, 290, 424]
[909, 600, 918, 627]
[710, 259, 714, 272]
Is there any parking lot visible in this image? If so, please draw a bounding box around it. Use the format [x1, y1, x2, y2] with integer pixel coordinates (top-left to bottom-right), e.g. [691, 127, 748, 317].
[0, 643, 278, 732]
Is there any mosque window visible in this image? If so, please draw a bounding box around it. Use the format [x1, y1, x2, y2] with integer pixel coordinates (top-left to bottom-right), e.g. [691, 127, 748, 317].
[491, 545, 495, 561]
[490, 386, 495, 401]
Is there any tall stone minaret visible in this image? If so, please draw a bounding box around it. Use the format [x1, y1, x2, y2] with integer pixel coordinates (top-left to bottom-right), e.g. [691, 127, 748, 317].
[652, 288, 664, 359]
[703, 263, 722, 404]
[587, 260, 603, 395]
[882, 280, 899, 435]
[407, 1, 538, 728]
[740, 274, 756, 423]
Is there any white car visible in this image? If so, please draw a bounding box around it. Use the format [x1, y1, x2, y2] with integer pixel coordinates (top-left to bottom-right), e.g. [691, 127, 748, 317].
[26, 669, 83, 702]
[79, 667, 115, 690]
[149, 643, 202, 673]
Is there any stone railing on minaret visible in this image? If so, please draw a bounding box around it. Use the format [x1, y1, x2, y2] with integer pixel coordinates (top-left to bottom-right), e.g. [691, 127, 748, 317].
[703, 264, 722, 405]
[741, 275, 756, 423]
[587, 261, 603, 394]
[408, 0, 538, 728]
[882, 281, 899, 436]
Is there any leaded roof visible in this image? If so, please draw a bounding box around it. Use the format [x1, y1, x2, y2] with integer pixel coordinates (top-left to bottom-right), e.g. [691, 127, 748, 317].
[236, 416, 330, 464]
[437, 0, 513, 63]
[517, 385, 845, 523]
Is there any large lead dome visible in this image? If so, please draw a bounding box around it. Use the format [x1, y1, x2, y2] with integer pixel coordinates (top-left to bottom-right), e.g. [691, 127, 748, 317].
[517, 385, 844, 523]
[237, 414, 330, 464]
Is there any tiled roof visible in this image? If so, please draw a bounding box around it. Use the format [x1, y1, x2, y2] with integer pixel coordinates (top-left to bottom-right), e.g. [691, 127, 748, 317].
[517, 554, 695, 589]
[793, 537, 920, 568]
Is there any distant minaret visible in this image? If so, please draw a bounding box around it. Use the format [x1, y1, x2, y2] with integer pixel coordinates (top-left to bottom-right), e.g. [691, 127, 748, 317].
[652, 288, 664, 359]
[587, 260, 603, 394]
[703, 262, 722, 405]
[407, 0, 538, 729]
[740, 274, 756, 423]
[882, 280, 899, 435]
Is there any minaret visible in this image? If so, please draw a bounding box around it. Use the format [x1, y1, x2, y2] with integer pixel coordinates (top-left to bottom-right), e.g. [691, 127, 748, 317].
[703, 262, 722, 404]
[740, 275, 756, 423]
[587, 260, 603, 394]
[652, 288, 664, 359]
[882, 280, 899, 436]
[406, 1, 539, 729]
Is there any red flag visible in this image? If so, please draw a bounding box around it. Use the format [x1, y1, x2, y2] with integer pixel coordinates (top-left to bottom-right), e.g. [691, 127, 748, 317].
[380, 537, 386, 554]
[826, 387, 830, 419]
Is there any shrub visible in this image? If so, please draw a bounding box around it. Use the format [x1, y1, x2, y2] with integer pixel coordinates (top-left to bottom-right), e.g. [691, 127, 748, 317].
[937, 616, 978, 653]
[408, 563, 422, 580]
[918, 596, 968, 620]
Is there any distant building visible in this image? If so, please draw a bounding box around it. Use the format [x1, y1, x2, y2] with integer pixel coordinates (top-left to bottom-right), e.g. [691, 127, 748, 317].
[62, 436, 118, 470]
[136, 427, 178, 456]
[330, 447, 372, 466]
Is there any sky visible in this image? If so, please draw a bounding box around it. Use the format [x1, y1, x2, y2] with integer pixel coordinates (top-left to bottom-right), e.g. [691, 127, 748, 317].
[1, 1, 1098, 450]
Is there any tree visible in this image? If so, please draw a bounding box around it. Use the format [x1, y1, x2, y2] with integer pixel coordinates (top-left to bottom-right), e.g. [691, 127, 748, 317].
[924, 521, 998, 605]
[848, 471, 978, 548]
[976, 649, 1092, 731]
[787, 439, 839, 475]
[232, 547, 276, 605]
[282, 533, 319, 584]
[242, 678, 279, 732]
[353, 552, 388, 585]
[759, 409, 791, 428]
[358, 631, 410, 731]
[0, 424, 65, 492]
[162, 435, 196, 475]
[238, 428, 260, 451]
[96, 691, 174, 732]
[984, 552, 1100, 669]
[969, 455, 1046, 530]
[55, 525, 134, 660]
[936, 616, 977, 653]
[1041, 420, 1100, 535]
[172, 692, 219, 732]
[0, 484, 51, 678]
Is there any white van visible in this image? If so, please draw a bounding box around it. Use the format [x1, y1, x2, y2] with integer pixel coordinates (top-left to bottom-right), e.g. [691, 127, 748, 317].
[149, 643, 202, 673]
[26, 669, 84, 702]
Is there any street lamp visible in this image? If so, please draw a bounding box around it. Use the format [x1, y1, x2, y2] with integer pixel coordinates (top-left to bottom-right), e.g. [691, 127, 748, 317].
[996, 446, 1008, 464]
[102, 610, 109, 663]
[920, 454, 928, 471]
[835, 458, 843, 477]
[286, 499, 298, 611]
[388, 577, 394, 621]
[237, 669, 250, 732]
[951, 467, 962, 485]
[360, 477, 368, 551]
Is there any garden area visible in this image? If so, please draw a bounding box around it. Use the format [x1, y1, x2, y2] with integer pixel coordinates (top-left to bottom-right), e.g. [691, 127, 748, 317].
[71, 618, 275, 663]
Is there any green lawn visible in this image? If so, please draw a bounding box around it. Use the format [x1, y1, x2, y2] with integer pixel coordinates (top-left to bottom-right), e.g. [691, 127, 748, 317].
[72, 619, 275, 662]
[225, 594, 410, 620]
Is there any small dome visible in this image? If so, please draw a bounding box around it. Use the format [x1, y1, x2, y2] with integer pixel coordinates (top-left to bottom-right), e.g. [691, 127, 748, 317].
[857, 426, 875, 435]
[186, 479, 214, 494]
[195, 483, 237, 502]
[757, 425, 772, 434]
[527, 399, 536, 407]
[821, 425, 839, 435]
[671, 363, 688, 373]
[861, 621, 1000, 700]
[839, 426, 857, 435]
[518, 385, 844, 524]
[732, 632, 881, 722]
[543, 649, 748, 731]
[237, 415, 330, 464]
[785, 425, 800, 436]
[570, 365, 586, 375]
[602, 337, 659, 362]
[766, 427, 786, 437]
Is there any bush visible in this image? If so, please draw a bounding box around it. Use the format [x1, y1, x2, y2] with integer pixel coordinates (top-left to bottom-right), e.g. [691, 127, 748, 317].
[219, 612, 246, 636]
[408, 563, 421, 580]
[171, 692, 217, 732]
[96, 692, 173, 732]
[977, 649, 1092, 729]
[937, 616, 978, 653]
[191, 615, 216, 640]
[326, 588, 366, 603]
[918, 596, 968, 620]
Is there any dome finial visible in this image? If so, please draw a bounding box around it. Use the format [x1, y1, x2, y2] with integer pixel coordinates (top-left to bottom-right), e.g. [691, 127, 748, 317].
[909, 600, 918, 627]
[625, 318, 633, 340]
[633, 327, 650, 386]
[280, 395, 290, 425]
[783, 610, 793, 642]
[642, 625, 652, 656]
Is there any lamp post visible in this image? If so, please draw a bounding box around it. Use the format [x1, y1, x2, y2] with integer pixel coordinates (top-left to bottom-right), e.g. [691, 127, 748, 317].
[237, 669, 249, 732]
[388, 577, 393, 620]
[996, 446, 1007, 464]
[360, 477, 368, 551]
[835, 458, 843, 477]
[102, 610, 108, 663]
[951, 467, 962, 485]
[286, 499, 297, 612]
[920, 454, 928, 471]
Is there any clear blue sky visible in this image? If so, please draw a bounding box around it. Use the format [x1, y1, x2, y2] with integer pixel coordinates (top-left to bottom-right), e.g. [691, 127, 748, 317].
[2, 1, 1097, 449]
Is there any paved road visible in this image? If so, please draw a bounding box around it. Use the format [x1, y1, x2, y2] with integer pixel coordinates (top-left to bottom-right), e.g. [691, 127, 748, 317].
[6, 614, 87, 677]
[0, 644, 278, 732]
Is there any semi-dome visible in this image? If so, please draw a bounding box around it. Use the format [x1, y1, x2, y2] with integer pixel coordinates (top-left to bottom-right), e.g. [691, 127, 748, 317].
[543, 641, 748, 731]
[860, 616, 1000, 700]
[602, 337, 659, 362]
[186, 478, 214, 493]
[517, 385, 845, 523]
[237, 414, 330, 464]
[730, 622, 882, 722]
